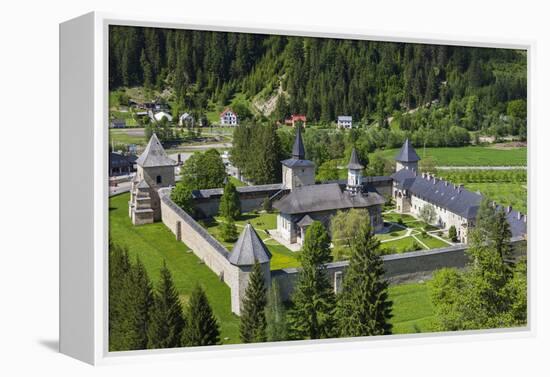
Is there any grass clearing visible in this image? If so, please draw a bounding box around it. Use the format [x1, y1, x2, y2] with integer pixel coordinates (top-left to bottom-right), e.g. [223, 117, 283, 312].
[389, 281, 435, 334]
[414, 232, 451, 249]
[374, 145, 527, 166]
[110, 128, 147, 145]
[380, 236, 427, 254]
[109, 193, 241, 344]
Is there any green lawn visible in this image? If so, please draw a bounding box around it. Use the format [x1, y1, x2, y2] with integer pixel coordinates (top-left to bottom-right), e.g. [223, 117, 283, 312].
[376, 226, 408, 241]
[374, 145, 527, 166]
[109, 193, 241, 344]
[414, 232, 451, 249]
[380, 236, 427, 254]
[464, 182, 527, 213]
[110, 128, 147, 146]
[389, 281, 435, 334]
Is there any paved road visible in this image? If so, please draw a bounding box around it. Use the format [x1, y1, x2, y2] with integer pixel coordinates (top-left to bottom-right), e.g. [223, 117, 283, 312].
[436, 166, 526, 170]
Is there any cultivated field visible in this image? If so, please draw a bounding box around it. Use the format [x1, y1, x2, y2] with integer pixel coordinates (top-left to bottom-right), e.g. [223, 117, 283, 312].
[374, 145, 527, 166]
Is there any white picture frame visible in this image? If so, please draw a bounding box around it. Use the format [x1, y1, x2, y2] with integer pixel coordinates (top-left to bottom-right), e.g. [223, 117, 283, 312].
[59, 11, 534, 365]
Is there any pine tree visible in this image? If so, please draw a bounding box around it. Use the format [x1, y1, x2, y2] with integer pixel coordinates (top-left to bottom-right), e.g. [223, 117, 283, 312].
[220, 218, 238, 242]
[219, 180, 241, 221]
[336, 222, 393, 337]
[239, 262, 268, 343]
[288, 221, 336, 340]
[147, 262, 185, 349]
[129, 256, 154, 350]
[266, 280, 288, 342]
[181, 285, 220, 346]
[109, 241, 134, 351]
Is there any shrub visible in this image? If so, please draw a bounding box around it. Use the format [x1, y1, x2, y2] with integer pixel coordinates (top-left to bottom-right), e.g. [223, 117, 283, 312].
[262, 197, 272, 212]
[448, 225, 458, 242]
[220, 220, 238, 242]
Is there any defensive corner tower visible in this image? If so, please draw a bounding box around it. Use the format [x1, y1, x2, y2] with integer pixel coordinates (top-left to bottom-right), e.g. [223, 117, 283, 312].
[281, 125, 315, 190]
[395, 138, 420, 172]
[228, 223, 272, 314]
[129, 133, 177, 224]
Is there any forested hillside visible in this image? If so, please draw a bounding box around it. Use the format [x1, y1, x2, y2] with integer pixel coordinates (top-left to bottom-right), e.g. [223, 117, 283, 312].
[109, 26, 527, 139]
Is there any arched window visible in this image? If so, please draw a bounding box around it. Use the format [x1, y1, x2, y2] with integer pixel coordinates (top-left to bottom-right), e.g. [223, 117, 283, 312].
[156, 175, 162, 184]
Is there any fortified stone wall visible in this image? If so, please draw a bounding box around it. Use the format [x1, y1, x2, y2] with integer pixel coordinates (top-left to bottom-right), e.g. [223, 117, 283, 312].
[272, 240, 526, 301]
[193, 186, 283, 218]
[155, 187, 526, 315]
[158, 188, 240, 296]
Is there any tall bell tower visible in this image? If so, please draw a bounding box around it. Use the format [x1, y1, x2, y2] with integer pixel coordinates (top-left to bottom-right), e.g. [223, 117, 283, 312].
[346, 148, 364, 195]
[281, 126, 315, 190]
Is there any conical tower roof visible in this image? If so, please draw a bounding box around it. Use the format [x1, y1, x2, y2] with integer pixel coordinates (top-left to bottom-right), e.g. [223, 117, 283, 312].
[136, 133, 177, 167]
[347, 148, 364, 170]
[292, 125, 306, 160]
[229, 223, 272, 266]
[395, 138, 420, 162]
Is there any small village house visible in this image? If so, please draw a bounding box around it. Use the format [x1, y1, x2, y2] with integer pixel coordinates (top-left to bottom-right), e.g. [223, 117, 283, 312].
[110, 119, 126, 129]
[284, 114, 307, 128]
[337, 115, 353, 129]
[220, 108, 238, 126]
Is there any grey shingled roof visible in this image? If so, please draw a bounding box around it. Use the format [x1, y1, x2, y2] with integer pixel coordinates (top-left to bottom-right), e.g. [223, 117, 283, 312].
[136, 133, 177, 168]
[392, 168, 482, 219]
[395, 139, 421, 162]
[109, 152, 137, 169]
[292, 126, 306, 159]
[296, 214, 314, 227]
[229, 224, 272, 266]
[391, 169, 527, 236]
[281, 125, 315, 168]
[347, 148, 364, 170]
[338, 115, 352, 121]
[273, 182, 385, 215]
[193, 183, 283, 199]
[137, 180, 150, 189]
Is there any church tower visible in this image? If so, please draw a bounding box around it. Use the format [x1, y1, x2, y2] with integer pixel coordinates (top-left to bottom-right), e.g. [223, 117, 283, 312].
[346, 148, 364, 194]
[395, 138, 420, 172]
[281, 126, 315, 190]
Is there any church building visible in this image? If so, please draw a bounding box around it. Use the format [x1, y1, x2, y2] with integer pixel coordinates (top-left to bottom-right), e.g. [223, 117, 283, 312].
[273, 126, 385, 246]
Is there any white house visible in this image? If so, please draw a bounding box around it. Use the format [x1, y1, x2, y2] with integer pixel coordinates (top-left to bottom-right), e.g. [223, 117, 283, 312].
[220, 108, 238, 126]
[337, 115, 353, 129]
[150, 111, 173, 123]
[179, 112, 194, 127]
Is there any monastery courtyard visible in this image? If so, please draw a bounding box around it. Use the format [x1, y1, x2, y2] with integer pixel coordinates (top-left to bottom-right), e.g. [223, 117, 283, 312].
[201, 207, 455, 270]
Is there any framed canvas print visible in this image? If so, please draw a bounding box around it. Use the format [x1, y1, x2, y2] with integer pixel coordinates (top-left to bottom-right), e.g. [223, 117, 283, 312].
[60, 12, 531, 365]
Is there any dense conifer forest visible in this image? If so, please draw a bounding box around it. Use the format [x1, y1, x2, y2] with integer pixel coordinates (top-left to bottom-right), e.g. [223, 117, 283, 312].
[109, 25, 527, 140]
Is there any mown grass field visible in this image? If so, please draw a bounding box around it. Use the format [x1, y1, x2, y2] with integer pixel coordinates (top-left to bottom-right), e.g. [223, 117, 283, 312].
[110, 128, 147, 146]
[109, 193, 241, 344]
[373, 145, 527, 166]
[389, 281, 435, 334]
[110, 193, 437, 342]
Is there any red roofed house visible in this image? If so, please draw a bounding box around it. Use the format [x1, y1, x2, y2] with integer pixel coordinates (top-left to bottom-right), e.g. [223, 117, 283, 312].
[284, 114, 307, 128]
[220, 108, 238, 126]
